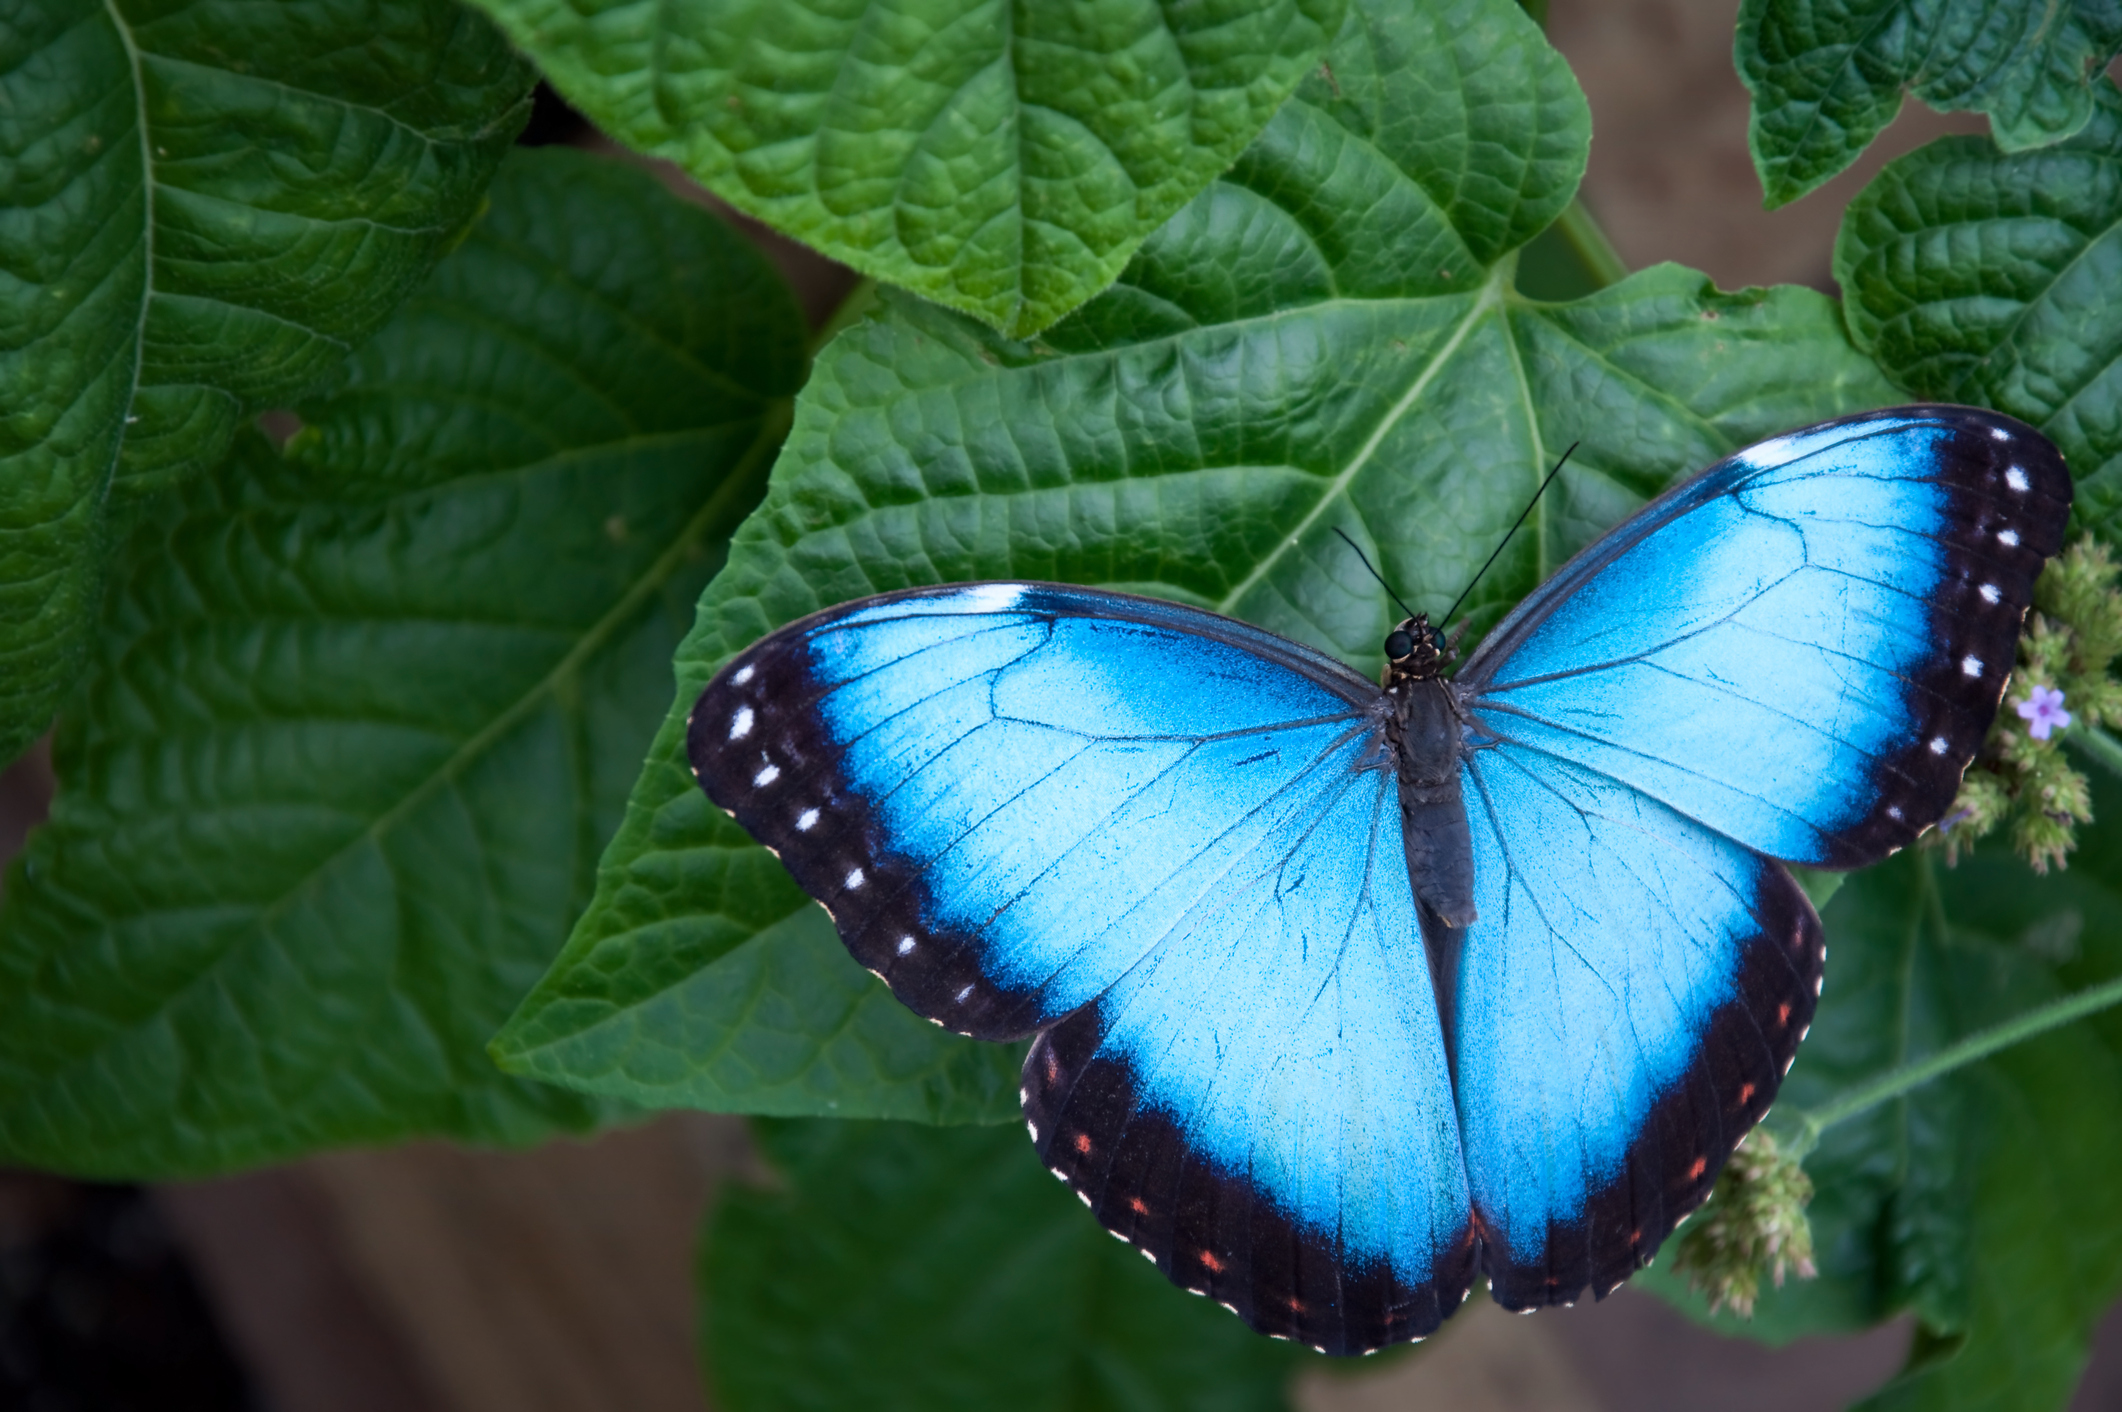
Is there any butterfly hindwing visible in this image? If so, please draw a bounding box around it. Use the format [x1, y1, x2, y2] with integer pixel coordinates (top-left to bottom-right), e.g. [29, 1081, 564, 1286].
[1460, 406, 2071, 867]
[1024, 742, 1476, 1353]
[690, 583, 1476, 1347]
[1447, 744, 1824, 1309]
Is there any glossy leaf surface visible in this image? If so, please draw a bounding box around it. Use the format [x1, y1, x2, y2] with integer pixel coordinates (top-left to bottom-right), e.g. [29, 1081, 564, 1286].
[1738, 0, 2122, 206]
[497, 0, 1900, 1126]
[467, 0, 1343, 338]
[704, 1118, 1324, 1410]
[1837, 79, 2122, 536]
[0, 0, 532, 763]
[0, 150, 805, 1176]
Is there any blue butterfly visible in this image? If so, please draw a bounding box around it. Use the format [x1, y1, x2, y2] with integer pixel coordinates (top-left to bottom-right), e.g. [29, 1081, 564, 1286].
[687, 406, 2070, 1354]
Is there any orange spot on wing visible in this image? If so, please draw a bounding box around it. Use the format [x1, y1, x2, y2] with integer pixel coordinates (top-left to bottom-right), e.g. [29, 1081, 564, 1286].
[1687, 1156, 1707, 1181]
[1738, 1082, 1756, 1105]
[1200, 1250, 1225, 1274]
[1777, 1002, 1791, 1026]
[1074, 1133, 1092, 1154]
[1128, 1197, 1149, 1215]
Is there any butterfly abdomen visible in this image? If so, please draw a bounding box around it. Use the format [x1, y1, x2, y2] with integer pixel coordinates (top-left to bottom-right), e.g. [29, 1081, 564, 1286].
[1390, 678, 1477, 930]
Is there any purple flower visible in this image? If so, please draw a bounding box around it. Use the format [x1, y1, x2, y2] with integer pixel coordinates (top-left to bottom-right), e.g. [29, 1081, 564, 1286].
[2017, 684, 2072, 741]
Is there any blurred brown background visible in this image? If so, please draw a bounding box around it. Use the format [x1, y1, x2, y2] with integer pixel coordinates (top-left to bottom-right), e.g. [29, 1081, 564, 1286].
[5, 1, 2118, 1408]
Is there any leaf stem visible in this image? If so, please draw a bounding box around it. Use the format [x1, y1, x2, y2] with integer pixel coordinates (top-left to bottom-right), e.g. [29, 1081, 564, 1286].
[1553, 200, 1628, 289]
[1779, 973, 2122, 1159]
[2067, 725, 2122, 780]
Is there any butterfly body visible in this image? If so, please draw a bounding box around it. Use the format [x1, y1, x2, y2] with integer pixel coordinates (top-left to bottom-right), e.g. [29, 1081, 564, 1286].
[686, 406, 2072, 1354]
[1382, 617, 1480, 930]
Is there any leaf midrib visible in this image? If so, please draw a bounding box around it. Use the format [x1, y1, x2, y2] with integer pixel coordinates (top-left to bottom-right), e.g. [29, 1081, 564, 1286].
[1214, 263, 1509, 614]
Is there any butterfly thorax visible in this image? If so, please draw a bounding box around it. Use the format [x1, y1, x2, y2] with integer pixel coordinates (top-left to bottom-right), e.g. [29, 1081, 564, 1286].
[1380, 615, 1478, 931]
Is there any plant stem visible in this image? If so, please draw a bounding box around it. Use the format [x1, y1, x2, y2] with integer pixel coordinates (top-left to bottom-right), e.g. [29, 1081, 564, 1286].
[2068, 724, 2122, 780]
[1778, 972, 2122, 1159]
[1554, 200, 1629, 289]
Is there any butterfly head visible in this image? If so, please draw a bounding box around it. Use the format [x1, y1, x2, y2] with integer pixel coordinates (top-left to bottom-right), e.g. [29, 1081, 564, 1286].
[1382, 614, 1452, 685]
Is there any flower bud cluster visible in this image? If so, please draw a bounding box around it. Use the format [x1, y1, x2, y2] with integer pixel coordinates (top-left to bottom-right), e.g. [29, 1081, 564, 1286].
[1932, 538, 2122, 872]
[1669, 1129, 1817, 1319]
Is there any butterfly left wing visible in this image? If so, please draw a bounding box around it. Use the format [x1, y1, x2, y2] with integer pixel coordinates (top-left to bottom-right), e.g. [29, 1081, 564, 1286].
[1441, 743, 1823, 1309]
[689, 583, 1475, 1351]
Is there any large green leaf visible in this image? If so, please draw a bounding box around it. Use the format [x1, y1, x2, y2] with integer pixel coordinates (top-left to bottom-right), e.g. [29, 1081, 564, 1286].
[0, 0, 533, 765]
[0, 149, 806, 1178]
[1636, 774, 2122, 1411]
[466, 0, 1343, 339]
[1836, 78, 2122, 536]
[704, 1118, 1325, 1410]
[495, 0, 1899, 1123]
[1738, 0, 2122, 207]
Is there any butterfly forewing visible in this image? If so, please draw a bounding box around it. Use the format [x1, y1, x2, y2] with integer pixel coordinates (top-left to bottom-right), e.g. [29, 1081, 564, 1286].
[1460, 406, 2073, 868]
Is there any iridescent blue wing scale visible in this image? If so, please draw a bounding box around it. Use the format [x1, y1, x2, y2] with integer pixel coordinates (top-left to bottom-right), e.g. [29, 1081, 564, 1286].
[688, 584, 1476, 1352]
[1445, 405, 2069, 1306]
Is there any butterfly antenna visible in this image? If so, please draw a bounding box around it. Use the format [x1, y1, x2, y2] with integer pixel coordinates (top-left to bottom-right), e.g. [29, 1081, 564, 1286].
[1331, 527, 1420, 621]
[1441, 442, 1579, 629]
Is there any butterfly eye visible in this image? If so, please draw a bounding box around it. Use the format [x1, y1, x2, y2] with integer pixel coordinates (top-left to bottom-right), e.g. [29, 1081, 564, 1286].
[1385, 631, 1414, 659]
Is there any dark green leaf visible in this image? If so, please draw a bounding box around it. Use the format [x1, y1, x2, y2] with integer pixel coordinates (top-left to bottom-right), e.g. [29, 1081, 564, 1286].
[704, 1118, 1324, 1410]
[1836, 78, 2122, 536]
[502, 0, 1899, 1124]
[0, 0, 533, 763]
[1637, 774, 2122, 1412]
[0, 149, 806, 1177]
[466, 0, 1343, 339]
[1738, 0, 2122, 207]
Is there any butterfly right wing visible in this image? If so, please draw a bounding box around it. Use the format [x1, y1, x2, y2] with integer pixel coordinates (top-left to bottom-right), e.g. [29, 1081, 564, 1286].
[689, 583, 1474, 1351]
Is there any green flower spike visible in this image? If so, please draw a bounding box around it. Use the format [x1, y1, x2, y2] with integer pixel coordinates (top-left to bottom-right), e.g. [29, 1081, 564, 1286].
[1668, 1129, 1817, 1319]
[1934, 538, 2122, 872]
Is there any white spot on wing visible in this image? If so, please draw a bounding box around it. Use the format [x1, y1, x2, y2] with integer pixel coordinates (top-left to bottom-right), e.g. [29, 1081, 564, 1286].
[796, 808, 818, 831]
[1991, 425, 2011, 441]
[732, 664, 755, 685]
[1999, 528, 2020, 547]
[2006, 465, 2029, 491]
[1962, 655, 1984, 677]
[1930, 736, 1948, 755]
[729, 706, 753, 740]
[1980, 583, 2001, 603]
[955, 984, 973, 1002]
[896, 935, 915, 955]
[753, 763, 780, 786]
[845, 867, 865, 889]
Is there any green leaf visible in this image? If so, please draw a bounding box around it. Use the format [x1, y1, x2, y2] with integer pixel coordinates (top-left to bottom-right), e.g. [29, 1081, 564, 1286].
[1738, 0, 2122, 207]
[502, 0, 1899, 1124]
[1636, 777, 2122, 1411]
[703, 1118, 1324, 1410]
[465, 0, 1344, 339]
[0, 0, 533, 764]
[0, 148, 807, 1178]
[1836, 78, 2122, 536]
